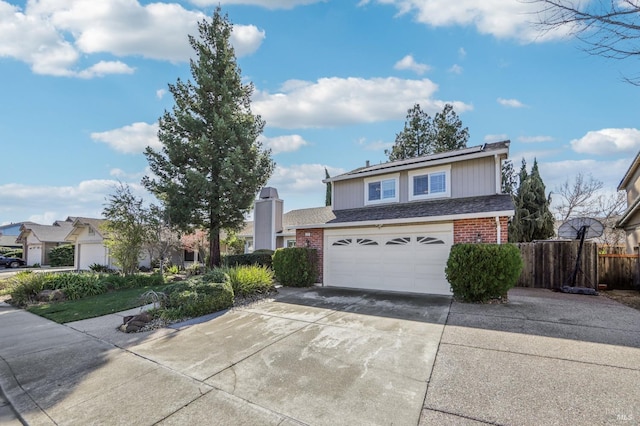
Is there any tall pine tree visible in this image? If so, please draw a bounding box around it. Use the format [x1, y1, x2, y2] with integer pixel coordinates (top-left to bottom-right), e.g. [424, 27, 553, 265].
[385, 103, 469, 161]
[143, 7, 274, 267]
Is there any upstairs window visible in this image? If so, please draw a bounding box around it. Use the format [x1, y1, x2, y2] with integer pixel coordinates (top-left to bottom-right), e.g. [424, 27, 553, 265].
[365, 174, 399, 205]
[409, 166, 451, 201]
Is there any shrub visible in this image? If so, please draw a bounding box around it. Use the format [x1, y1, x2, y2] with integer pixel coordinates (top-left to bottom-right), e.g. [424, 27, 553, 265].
[223, 250, 274, 269]
[186, 263, 204, 277]
[165, 264, 180, 275]
[89, 263, 113, 273]
[202, 267, 230, 283]
[161, 277, 234, 320]
[45, 273, 107, 300]
[227, 265, 275, 297]
[8, 271, 47, 306]
[272, 248, 318, 287]
[4, 249, 23, 258]
[445, 243, 523, 303]
[49, 244, 74, 267]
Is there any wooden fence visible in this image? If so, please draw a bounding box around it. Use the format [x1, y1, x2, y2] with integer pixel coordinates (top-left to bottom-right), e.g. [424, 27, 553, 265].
[598, 254, 639, 290]
[516, 241, 598, 289]
[516, 241, 639, 290]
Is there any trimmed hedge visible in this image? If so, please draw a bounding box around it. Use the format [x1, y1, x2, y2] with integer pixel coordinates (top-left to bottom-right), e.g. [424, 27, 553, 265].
[272, 247, 318, 287]
[223, 250, 274, 269]
[49, 244, 74, 267]
[445, 243, 523, 303]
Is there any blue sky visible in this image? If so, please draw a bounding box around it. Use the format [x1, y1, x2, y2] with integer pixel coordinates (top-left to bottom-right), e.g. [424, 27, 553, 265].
[1, 0, 637, 226]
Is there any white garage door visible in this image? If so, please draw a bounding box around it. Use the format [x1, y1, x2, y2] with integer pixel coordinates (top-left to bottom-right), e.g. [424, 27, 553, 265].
[78, 243, 108, 270]
[324, 223, 453, 295]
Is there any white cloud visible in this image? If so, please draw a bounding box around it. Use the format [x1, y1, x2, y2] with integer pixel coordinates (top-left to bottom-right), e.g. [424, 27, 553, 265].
[192, 0, 325, 9]
[497, 97, 526, 108]
[0, 179, 154, 224]
[260, 134, 310, 154]
[394, 54, 430, 75]
[538, 159, 630, 193]
[253, 77, 472, 129]
[518, 135, 554, 143]
[0, 1, 264, 77]
[77, 60, 135, 78]
[267, 163, 345, 194]
[358, 137, 393, 151]
[156, 89, 167, 99]
[458, 47, 467, 58]
[570, 128, 640, 155]
[110, 168, 148, 180]
[91, 122, 160, 154]
[448, 64, 463, 74]
[484, 134, 508, 143]
[363, 0, 571, 42]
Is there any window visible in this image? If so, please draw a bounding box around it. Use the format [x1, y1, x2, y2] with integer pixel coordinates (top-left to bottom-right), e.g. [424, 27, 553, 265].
[409, 166, 450, 201]
[286, 240, 296, 248]
[364, 174, 399, 205]
[88, 227, 95, 236]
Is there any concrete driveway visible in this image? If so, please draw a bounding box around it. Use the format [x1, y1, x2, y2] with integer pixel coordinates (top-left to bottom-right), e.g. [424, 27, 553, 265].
[1, 286, 639, 425]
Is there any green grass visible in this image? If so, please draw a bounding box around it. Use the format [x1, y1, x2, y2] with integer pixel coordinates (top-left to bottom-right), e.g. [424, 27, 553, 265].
[27, 284, 172, 324]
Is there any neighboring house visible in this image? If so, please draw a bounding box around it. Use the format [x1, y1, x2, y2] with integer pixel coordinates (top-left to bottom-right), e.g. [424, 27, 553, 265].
[0, 222, 33, 251]
[617, 151, 640, 254]
[16, 220, 75, 266]
[65, 217, 151, 271]
[281, 141, 514, 296]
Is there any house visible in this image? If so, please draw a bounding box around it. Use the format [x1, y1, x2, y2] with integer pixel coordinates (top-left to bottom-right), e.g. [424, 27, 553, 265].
[279, 141, 514, 295]
[65, 217, 151, 271]
[616, 151, 640, 254]
[0, 222, 33, 251]
[16, 220, 75, 266]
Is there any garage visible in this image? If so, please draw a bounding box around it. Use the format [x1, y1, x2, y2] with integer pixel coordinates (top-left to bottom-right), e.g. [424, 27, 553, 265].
[323, 223, 453, 295]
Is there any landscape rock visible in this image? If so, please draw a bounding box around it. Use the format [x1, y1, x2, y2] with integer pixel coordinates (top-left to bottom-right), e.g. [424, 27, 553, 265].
[36, 289, 66, 302]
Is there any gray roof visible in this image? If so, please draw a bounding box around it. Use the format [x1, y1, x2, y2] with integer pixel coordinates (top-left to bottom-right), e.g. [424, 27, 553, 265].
[0, 235, 21, 247]
[18, 221, 74, 243]
[327, 194, 514, 225]
[283, 206, 335, 228]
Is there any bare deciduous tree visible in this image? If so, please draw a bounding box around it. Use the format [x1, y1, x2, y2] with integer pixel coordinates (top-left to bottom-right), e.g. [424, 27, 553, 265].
[530, 0, 640, 84]
[554, 172, 603, 221]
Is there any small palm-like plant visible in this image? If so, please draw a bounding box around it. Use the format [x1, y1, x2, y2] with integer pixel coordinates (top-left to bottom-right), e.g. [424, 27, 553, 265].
[138, 290, 168, 310]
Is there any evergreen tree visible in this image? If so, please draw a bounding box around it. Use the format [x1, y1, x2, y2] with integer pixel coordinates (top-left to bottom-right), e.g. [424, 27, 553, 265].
[325, 167, 331, 206]
[385, 103, 468, 161]
[509, 158, 555, 242]
[143, 7, 274, 268]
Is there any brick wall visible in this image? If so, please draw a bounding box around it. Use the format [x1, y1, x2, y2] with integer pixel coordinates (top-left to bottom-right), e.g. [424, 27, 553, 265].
[296, 228, 324, 282]
[453, 216, 509, 244]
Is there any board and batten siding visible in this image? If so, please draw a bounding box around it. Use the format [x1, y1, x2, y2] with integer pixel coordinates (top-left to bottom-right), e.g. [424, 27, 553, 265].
[332, 156, 499, 211]
[450, 157, 496, 198]
[253, 201, 274, 250]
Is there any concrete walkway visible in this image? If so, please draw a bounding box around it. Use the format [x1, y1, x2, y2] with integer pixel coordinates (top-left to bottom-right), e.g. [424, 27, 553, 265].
[0, 287, 639, 425]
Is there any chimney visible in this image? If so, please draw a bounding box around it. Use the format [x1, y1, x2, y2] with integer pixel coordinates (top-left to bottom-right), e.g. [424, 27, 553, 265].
[366, 160, 370, 167]
[253, 187, 283, 251]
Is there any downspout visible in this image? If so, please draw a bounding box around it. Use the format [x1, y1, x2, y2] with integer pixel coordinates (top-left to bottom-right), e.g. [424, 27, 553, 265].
[496, 216, 501, 245]
[494, 154, 501, 194]
[271, 199, 276, 250]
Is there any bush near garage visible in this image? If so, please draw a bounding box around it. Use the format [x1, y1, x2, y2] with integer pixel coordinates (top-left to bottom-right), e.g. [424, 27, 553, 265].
[160, 275, 234, 320]
[445, 243, 523, 303]
[223, 250, 274, 269]
[49, 244, 74, 267]
[272, 247, 318, 287]
[3, 249, 23, 258]
[226, 265, 275, 297]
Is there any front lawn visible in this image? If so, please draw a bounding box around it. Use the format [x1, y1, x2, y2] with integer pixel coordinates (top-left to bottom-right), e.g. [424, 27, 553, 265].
[27, 284, 172, 323]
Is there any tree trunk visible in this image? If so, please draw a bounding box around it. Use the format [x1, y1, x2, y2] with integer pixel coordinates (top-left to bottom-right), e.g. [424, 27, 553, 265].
[209, 226, 221, 268]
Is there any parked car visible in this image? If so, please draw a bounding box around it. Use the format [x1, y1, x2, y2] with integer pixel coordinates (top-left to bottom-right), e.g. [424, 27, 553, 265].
[0, 255, 26, 268]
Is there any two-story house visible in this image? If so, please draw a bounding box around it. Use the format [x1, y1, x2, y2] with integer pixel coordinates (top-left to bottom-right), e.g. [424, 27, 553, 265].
[290, 141, 515, 295]
[617, 151, 640, 254]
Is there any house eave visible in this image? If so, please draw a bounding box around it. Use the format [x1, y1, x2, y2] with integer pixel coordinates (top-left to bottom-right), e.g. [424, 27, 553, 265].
[324, 143, 509, 184]
[618, 151, 640, 190]
[616, 196, 640, 228]
[292, 210, 515, 230]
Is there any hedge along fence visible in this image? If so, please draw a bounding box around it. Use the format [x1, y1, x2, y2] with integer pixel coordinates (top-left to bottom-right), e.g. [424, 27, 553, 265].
[516, 240, 598, 289]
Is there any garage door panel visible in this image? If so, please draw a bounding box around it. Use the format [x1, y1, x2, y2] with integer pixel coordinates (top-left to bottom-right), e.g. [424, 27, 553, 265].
[325, 224, 453, 295]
